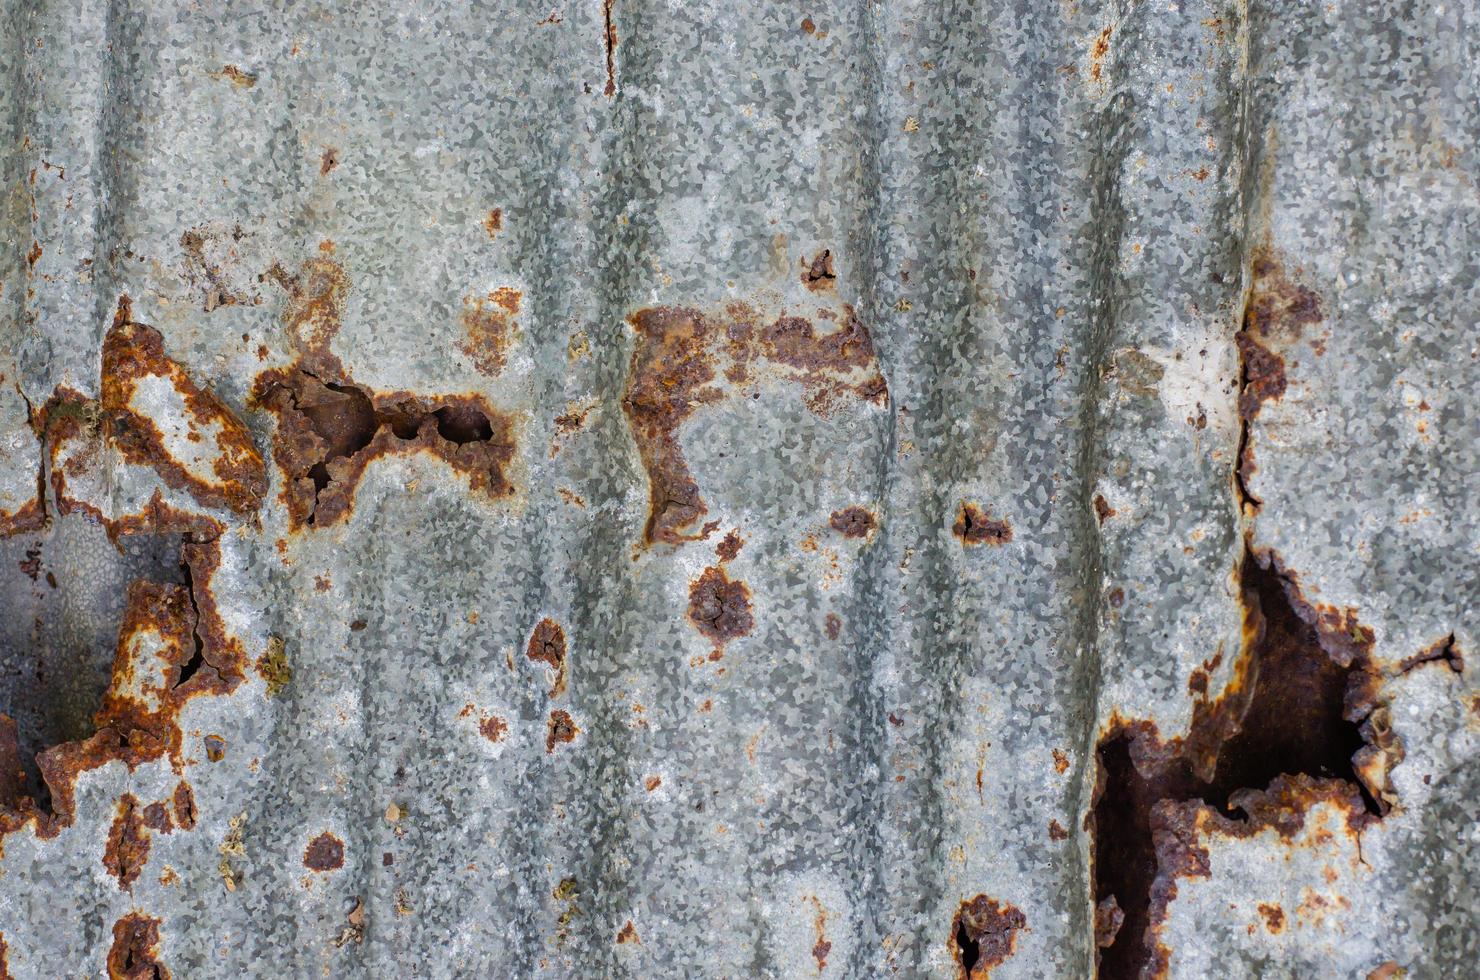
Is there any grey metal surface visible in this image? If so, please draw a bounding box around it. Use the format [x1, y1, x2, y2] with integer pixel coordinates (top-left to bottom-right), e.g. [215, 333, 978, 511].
[0, 1, 1474, 977]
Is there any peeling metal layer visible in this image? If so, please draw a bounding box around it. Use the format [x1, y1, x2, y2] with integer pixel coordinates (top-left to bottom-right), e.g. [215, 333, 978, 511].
[0, 1, 1475, 977]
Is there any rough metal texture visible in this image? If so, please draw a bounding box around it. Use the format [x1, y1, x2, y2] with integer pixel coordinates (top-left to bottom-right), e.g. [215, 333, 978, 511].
[0, 1, 1474, 978]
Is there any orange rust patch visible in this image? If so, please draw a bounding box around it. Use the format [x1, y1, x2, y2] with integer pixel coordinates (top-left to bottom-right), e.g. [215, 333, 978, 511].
[715, 529, 743, 562]
[953, 502, 1012, 546]
[1090, 26, 1113, 82]
[304, 831, 345, 872]
[319, 147, 339, 175]
[644, 775, 661, 792]
[478, 716, 508, 742]
[687, 566, 754, 645]
[623, 303, 886, 545]
[459, 286, 521, 377]
[172, 782, 196, 829]
[546, 709, 578, 753]
[210, 64, 257, 88]
[810, 898, 831, 972]
[950, 895, 1025, 978]
[1093, 494, 1116, 524]
[1052, 749, 1070, 774]
[829, 505, 875, 539]
[526, 619, 568, 698]
[1257, 902, 1285, 933]
[252, 258, 517, 530]
[107, 913, 170, 979]
[616, 920, 639, 944]
[103, 795, 150, 890]
[483, 208, 503, 239]
[801, 250, 836, 291]
[101, 297, 266, 514]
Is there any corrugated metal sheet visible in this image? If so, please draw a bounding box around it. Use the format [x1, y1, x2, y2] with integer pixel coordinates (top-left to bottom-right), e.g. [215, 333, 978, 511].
[0, 1, 1474, 976]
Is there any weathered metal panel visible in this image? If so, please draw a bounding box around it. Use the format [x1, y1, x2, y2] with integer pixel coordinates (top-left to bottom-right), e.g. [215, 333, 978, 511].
[0, 1, 1474, 977]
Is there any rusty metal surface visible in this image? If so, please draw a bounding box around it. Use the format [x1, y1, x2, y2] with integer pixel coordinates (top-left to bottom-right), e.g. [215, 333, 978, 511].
[0, 1, 1475, 977]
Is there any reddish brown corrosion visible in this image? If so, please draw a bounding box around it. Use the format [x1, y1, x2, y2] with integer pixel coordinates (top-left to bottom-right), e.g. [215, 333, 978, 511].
[687, 566, 754, 645]
[459, 286, 521, 376]
[1093, 494, 1116, 524]
[0, 933, 10, 980]
[0, 718, 25, 810]
[479, 716, 508, 742]
[483, 208, 503, 239]
[526, 619, 569, 698]
[829, 506, 876, 539]
[103, 794, 150, 890]
[953, 502, 1012, 546]
[172, 782, 196, 829]
[101, 297, 266, 515]
[0, 524, 243, 841]
[616, 921, 639, 944]
[252, 257, 517, 530]
[107, 913, 170, 979]
[824, 613, 841, 641]
[1235, 249, 1324, 508]
[304, 831, 345, 872]
[546, 709, 578, 752]
[715, 529, 743, 562]
[801, 250, 836, 291]
[949, 895, 1026, 978]
[622, 302, 886, 545]
[1091, 550, 1387, 979]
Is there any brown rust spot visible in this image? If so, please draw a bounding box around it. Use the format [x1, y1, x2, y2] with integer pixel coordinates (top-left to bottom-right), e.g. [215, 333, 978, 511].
[546, 709, 578, 752]
[953, 502, 1012, 546]
[687, 566, 754, 645]
[102, 297, 266, 514]
[252, 258, 517, 531]
[1094, 896, 1123, 949]
[141, 802, 172, 834]
[526, 619, 568, 698]
[801, 250, 836, 291]
[1052, 748, 1070, 774]
[644, 775, 661, 792]
[616, 920, 639, 944]
[715, 529, 743, 562]
[255, 635, 292, 696]
[479, 716, 508, 742]
[172, 782, 196, 829]
[949, 895, 1025, 978]
[623, 302, 886, 546]
[103, 794, 150, 890]
[1091, 550, 1385, 979]
[1089, 25, 1113, 82]
[1049, 819, 1069, 841]
[210, 64, 257, 88]
[107, 913, 170, 980]
[304, 831, 345, 872]
[602, 0, 617, 96]
[319, 147, 339, 175]
[459, 286, 521, 377]
[483, 208, 503, 239]
[811, 899, 831, 972]
[1093, 494, 1116, 524]
[824, 613, 841, 641]
[829, 505, 876, 539]
[1257, 902, 1285, 933]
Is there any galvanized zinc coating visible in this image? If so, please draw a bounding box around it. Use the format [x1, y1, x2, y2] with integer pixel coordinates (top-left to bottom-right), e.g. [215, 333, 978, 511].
[0, 0, 1475, 977]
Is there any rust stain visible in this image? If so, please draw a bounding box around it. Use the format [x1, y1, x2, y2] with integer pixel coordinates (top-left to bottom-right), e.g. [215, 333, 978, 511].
[180, 224, 258, 312]
[623, 302, 886, 546]
[1257, 902, 1285, 933]
[810, 897, 831, 972]
[172, 781, 196, 829]
[252, 257, 518, 531]
[210, 64, 257, 88]
[616, 920, 640, 944]
[1091, 549, 1388, 979]
[1049, 819, 1069, 841]
[103, 794, 150, 890]
[526, 619, 569, 698]
[687, 565, 754, 645]
[546, 709, 579, 752]
[644, 775, 661, 792]
[459, 286, 522, 377]
[483, 207, 503, 239]
[1093, 494, 1116, 524]
[824, 613, 841, 640]
[479, 715, 508, 742]
[602, 0, 617, 96]
[716, 529, 744, 562]
[801, 250, 836, 291]
[1089, 25, 1113, 83]
[102, 296, 267, 514]
[829, 505, 876, 539]
[319, 147, 339, 175]
[303, 831, 345, 872]
[107, 913, 170, 980]
[953, 502, 1012, 546]
[949, 895, 1026, 979]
